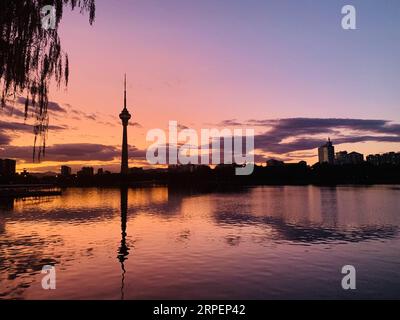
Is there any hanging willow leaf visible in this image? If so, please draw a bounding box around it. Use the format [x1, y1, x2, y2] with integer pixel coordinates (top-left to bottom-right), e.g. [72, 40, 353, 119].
[0, 0, 95, 161]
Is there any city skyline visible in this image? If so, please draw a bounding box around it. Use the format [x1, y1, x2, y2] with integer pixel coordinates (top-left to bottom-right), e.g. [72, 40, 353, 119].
[1, 0, 400, 172]
[3, 143, 399, 177]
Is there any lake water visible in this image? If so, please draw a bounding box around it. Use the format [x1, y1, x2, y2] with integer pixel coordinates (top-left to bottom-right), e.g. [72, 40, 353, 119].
[1, 185, 400, 300]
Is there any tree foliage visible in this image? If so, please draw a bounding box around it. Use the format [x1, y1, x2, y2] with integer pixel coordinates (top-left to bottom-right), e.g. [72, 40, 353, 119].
[0, 0, 95, 160]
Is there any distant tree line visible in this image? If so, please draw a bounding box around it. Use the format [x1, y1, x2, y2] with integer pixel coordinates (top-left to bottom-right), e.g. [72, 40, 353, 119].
[2, 162, 400, 187]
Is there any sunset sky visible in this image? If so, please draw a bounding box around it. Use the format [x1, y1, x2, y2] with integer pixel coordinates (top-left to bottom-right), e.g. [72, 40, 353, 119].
[1, 0, 400, 173]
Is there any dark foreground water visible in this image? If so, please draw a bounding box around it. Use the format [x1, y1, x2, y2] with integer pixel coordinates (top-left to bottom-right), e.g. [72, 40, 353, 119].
[1, 185, 400, 300]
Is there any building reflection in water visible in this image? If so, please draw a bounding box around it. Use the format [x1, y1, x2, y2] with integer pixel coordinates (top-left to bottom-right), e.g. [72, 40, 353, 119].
[117, 187, 130, 300]
[0, 198, 14, 211]
[319, 187, 339, 227]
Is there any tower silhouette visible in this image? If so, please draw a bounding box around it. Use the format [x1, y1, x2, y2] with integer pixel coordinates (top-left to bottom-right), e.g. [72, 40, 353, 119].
[117, 187, 129, 300]
[119, 75, 132, 175]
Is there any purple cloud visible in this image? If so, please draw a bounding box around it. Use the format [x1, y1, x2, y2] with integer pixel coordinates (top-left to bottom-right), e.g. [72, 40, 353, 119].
[0, 143, 147, 163]
[17, 97, 67, 114]
[215, 118, 400, 155]
[0, 120, 68, 146]
[0, 132, 12, 145]
[129, 122, 143, 128]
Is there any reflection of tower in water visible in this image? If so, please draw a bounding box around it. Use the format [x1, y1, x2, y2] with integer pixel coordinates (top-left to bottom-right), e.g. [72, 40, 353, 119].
[117, 187, 129, 300]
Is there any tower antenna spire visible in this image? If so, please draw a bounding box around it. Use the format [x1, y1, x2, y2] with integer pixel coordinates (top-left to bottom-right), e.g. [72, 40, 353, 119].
[124, 74, 127, 109]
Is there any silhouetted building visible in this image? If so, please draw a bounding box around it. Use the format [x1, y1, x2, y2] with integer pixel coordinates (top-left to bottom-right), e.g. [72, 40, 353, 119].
[335, 151, 348, 164]
[0, 159, 16, 176]
[120, 75, 132, 176]
[367, 154, 379, 165]
[214, 163, 246, 173]
[335, 151, 364, 165]
[318, 138, 335, 164]
[21, 169, 29, 178]
[129, 167, 143, 174]
[348, 152, 364, 164]
[266, 159, 307, 168]
[280, 161, 308, 168]
[77, 167, 94, 177]
[169, 164, 210, 173]
[61, 165, 72, 177]
[266, 159, 285, 167]
[97, 168, 104, 175]
[367, 152, 400, 166]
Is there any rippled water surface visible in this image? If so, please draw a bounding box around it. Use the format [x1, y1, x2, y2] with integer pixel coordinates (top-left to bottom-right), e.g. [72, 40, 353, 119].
[1, 186, 400, 299]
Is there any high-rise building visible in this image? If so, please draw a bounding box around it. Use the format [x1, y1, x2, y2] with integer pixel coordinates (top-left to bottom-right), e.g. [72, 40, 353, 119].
[348, 152, 364, 164]
[335, 151, 364, 165]
[366, 154, 379, 165]
[77, 167, 94, 177]
[318, 138, 335, 164]
[61, 165, 72, 177]
[335, 151, 349, 164]
[119, 75, 132, 175]
[367, 152, 400, 165]
[0, 159, 16, 176]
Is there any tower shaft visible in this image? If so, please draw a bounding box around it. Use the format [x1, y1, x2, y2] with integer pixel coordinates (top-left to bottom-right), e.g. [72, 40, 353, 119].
[121, 123, 129, 175]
